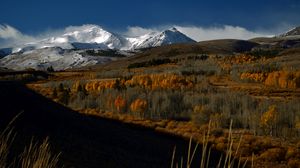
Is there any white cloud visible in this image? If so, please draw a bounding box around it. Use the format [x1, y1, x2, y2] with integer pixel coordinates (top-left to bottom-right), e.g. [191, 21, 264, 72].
[124, 25, 272, 41]
[124, 26, 159, 37]
[175, 25, 271, 41]
[0, 24, 22, 39]
[0, 24, 37, 48]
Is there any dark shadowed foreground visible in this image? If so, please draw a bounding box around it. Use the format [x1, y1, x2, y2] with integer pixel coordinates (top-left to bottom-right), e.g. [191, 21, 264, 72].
[0, 81, 222, 168]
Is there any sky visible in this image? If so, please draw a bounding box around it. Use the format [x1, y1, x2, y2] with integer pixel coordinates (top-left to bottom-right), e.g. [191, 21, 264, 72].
[0, 0, 300, 47]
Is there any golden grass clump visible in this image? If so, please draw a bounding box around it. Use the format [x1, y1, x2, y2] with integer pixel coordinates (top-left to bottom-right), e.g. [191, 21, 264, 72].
[20, 138, 60, 168]
[0, 129, 14, 168]
[1, 132, 60, 168]
[1, 115, 61, 168]
[171, 121, 248, 168]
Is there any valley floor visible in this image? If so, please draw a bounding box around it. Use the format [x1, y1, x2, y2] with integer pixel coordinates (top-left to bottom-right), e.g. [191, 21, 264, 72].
[0, 81, 221, 168]
[26, 70, 300, 168]
[2, 39, 300, 167]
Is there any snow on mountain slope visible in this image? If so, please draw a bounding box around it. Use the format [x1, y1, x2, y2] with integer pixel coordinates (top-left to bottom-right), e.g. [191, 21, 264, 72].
[0, 24, 131, 56]
[11, 26, 195, 52]
[129, 27, 196, 49]
[125, 32, 158, 50]
[279, 26, 300, 37]
[0, 47, 112, 70]
[33, 24, 126, 50]
[0, 25, 198, 70]
[1, 25, 196, 54]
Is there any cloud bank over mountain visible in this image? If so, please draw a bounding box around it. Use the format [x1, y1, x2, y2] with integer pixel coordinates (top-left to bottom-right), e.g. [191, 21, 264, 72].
[124, 25, 272, 41]
[175, 25, 271, 41]
[0, 24, 36, 47]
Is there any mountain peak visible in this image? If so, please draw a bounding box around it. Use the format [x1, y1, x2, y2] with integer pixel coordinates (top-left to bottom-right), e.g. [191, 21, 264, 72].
[133, 27, 195, 49]
[0, 24, 198, 70]
[0, 24, 196, 53]
[36, 24, 127, 50]
[169, 27, 179, 32]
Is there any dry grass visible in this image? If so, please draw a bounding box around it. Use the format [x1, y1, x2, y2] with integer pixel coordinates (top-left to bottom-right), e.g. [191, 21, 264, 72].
[0, 113, 20, 167]
[20, 138, 61, 168]
[0, 115, 61, 168]
[170, 121, 250, 168]
[81, 109, 300, 167]
[0, 128, 14, 168]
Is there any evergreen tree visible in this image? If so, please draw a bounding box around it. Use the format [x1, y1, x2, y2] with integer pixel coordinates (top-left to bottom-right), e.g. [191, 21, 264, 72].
[58, 83, 64, 92]
[52, 88, 58, 99]
[77, 84, 88, 99]
[113, 79, 125, 91]
[59, 89, 70, 105]
[47, 66, 54, 72]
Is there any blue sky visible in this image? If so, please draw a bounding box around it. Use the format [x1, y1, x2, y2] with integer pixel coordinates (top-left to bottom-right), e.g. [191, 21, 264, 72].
[1, 0, 300, 34]
[0, 0, 300, 47]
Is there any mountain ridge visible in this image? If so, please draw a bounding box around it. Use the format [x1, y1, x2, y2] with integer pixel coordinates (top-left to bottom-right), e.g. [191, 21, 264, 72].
[0, 24, 197, 70]
[0, 24, 196, 54]
[279, 26, 300, 37]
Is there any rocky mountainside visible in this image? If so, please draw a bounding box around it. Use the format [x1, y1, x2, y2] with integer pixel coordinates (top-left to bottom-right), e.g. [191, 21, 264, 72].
[279, 26, 300, 37]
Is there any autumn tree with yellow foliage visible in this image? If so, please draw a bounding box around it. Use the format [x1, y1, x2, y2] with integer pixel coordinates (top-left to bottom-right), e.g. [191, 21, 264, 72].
[130, 99, 147, 118]
[260, 105, 278, 136]
[114, 95, 126, 113]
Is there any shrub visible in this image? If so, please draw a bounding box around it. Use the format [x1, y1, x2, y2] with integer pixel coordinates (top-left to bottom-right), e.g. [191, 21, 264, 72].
[259, 148, 286, 162]
[127, 58, 174, 69]
[46, 66, 54, 72]
[192, 105, 211, 126]
[181, 70, 215, 76]
[51, 88, 58, 99]
[246, 49, 280, 59]
[58, 89, 70, 105]
[288, 159, 300, 168]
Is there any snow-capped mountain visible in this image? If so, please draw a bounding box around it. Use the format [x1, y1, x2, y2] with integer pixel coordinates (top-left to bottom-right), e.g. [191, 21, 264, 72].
[1, 25, 195, 54]
[26, 25, 127, 50]
[279, 26, 300, 37]
[0, 24, 196, 70]
[128, 28, 196, 49]
[126, 32, 158, 50]
[0, 25, 128, 55]
[125, 27, 195, 49]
